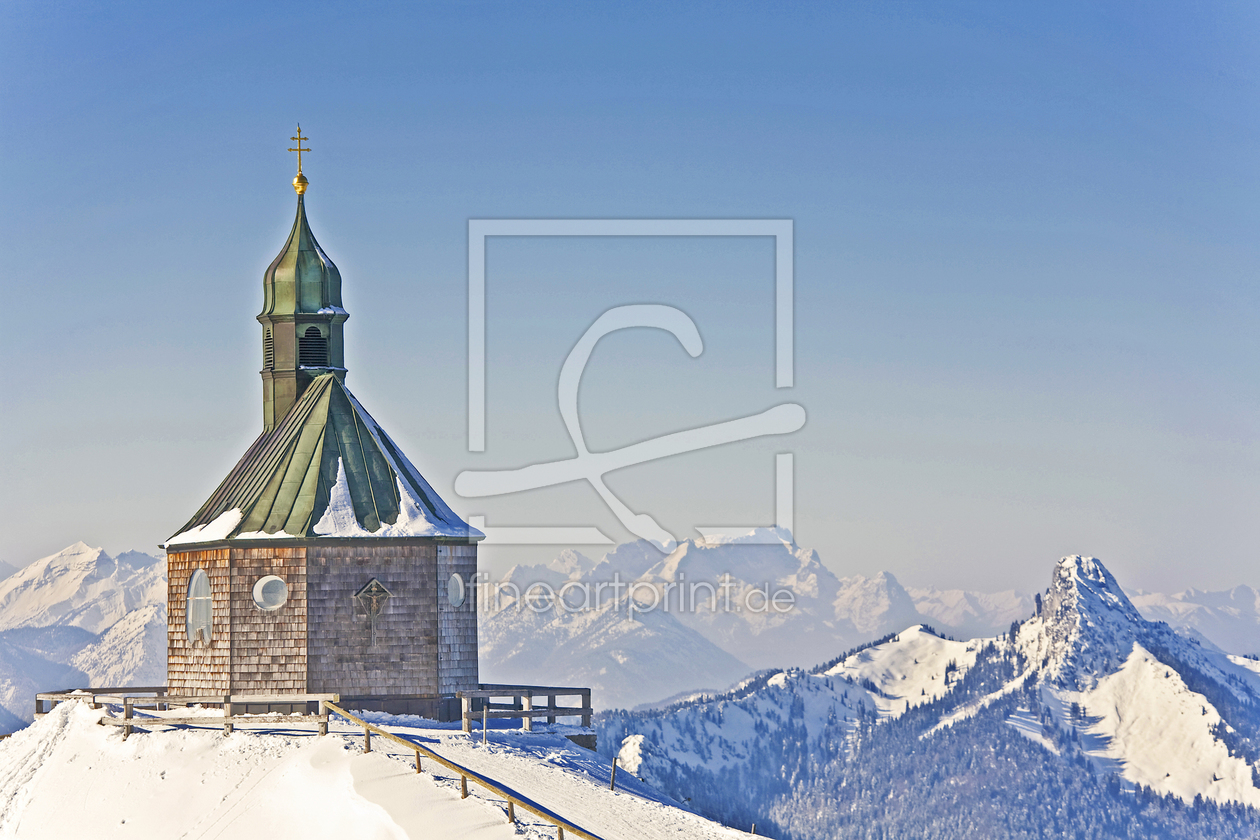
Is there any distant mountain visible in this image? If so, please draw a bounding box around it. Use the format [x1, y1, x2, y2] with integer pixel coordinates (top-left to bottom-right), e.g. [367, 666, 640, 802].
[481, 529, 943, 708]
[480, 594, 750, 710]
[0, 542, 164, 634]
[0, 627, 91, 732]
[0, 544, 166, 732]
[69, 602, 167, 688]
[1128, 585, 1260, 656]
[908, 585, 1034, 638]
[0, 560, 16, 582]
[599, 555, 1260, 839]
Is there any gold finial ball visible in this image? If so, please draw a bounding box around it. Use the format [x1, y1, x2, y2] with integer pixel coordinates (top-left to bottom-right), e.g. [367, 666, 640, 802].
[293, 172, 309, 194]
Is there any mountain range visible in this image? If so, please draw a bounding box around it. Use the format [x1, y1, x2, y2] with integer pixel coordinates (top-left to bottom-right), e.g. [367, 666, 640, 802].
[598, 554, 1260, 839]
[0, 535, 1254, 738]
[482, 530, 1257, 710]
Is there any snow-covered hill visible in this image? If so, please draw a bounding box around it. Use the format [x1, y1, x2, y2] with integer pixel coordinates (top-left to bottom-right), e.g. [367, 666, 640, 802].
[0, 700, 750, 840]
[598, 554, 1260, 838]
[0, 544, 166, 731]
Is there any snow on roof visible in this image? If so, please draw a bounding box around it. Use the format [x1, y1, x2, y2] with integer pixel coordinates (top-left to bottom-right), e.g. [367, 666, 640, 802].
[166, 374, 481, 546]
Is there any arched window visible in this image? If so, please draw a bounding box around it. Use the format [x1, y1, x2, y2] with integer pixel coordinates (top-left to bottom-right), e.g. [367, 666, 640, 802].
[263, 328, 274, 370]
[186, 569, 212, 645]
[298, 326, 328, 367]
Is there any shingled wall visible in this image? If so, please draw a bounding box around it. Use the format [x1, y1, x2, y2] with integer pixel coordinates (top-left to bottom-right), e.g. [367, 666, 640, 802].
[305, 543, 441, 700]
[167, 540, 479, 715]
[228, 546, 308, 693]
[167, 548, 231, 694]
[437, 543, 479, 694]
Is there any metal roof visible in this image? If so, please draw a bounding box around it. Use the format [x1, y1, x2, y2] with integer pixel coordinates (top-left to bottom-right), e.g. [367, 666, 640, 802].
[168, 373, 479, 545]
[260, 194, 344, 320]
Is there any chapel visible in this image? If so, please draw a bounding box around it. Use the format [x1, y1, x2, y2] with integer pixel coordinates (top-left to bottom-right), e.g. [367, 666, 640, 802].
[164, 129, 482, 720]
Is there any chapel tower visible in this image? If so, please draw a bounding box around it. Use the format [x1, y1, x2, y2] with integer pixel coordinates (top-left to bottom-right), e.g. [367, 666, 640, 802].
[164, 130, 482, 720]
[257, 126, 349, 432]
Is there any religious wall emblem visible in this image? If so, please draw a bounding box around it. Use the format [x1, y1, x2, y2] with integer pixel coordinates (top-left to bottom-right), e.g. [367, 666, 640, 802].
[355, 578, 392, 646]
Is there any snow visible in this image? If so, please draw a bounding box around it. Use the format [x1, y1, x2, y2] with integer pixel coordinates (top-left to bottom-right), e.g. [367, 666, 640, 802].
[167, 508, 244, 546]
[479, 593, 750, 710]
[0, 542, 164, 634]
[1064, 643, 1260, 806]
[617, 733, 647, 774]
[612, 554, 1260, 811]
[1128, 585, 1260, 655]
[313, 458, 474, 539]
[0, 701, 747, 840]
[908, 586, 1033, 638]
[0, 544, 167, 728]
[0, 703, 517, 840]
[822, 625, 982, 717]
[1005, 708, 1060, 755]
[68, 602, 166, 687]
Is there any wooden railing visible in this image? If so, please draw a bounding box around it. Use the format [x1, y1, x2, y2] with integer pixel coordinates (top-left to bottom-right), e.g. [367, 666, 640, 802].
[325, 701, 603, 840]
[35, 686, 167, 717]
[457, 684, 592, 733]
[35, 688, 338, 739]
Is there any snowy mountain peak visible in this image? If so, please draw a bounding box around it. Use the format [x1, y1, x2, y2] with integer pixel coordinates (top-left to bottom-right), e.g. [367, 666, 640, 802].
[548, 549, 595, 580]
[0, 543, 165, 635]
[1048, 555, 1143, 624]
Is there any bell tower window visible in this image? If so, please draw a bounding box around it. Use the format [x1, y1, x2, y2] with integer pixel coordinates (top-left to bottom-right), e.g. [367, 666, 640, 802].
[298, 326, 328, 367]
[263, 328, 274, 370]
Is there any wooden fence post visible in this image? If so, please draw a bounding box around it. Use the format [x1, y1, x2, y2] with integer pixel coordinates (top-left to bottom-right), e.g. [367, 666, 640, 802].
[318, 701, 328, 736]
[415, 750, 421, 773]
[364, 725, 371, 753]
[482, 704, 488, 744]
[581, 689, 591, 728]
[507, 801, 515, 823]
[522, 693, 533, 732]
[123, 697, 133, 740]
[460, 775, 468, 799]
[461, 693, 472, 733]
[223, 697, 233, 735]
[610, 757, 618, 791]
[547, 694, 556, 724]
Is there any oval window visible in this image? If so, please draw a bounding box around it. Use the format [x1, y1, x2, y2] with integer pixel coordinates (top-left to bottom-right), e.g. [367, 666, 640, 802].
[186, 569, 212, 645]
[252, 575, 289, 611]
[447, 572, 466, 608]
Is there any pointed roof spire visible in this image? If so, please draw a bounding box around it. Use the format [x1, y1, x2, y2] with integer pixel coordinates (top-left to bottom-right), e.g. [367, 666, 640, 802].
[288, 124, 310, 194]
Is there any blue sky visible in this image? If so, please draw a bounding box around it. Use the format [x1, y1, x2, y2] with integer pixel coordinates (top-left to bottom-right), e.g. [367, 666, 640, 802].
[1, 1, 1256, 592]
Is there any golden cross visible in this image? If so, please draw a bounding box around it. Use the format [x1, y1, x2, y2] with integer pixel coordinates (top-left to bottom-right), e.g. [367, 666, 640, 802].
[288, 124, 310, 173]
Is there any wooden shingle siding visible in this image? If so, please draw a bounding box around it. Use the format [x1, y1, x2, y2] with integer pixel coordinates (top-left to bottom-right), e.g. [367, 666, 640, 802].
[229, 546, 308, 693]
[166, 548, 231, 693]
[438, 544, 479, 694]
[305, 544, 441, 697]
[166, 540, 478, 713]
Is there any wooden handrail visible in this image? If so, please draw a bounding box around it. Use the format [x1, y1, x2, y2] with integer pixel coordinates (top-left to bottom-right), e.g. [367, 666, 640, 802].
[457, 684, 592, 731]
[324, 701, 603, 840]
